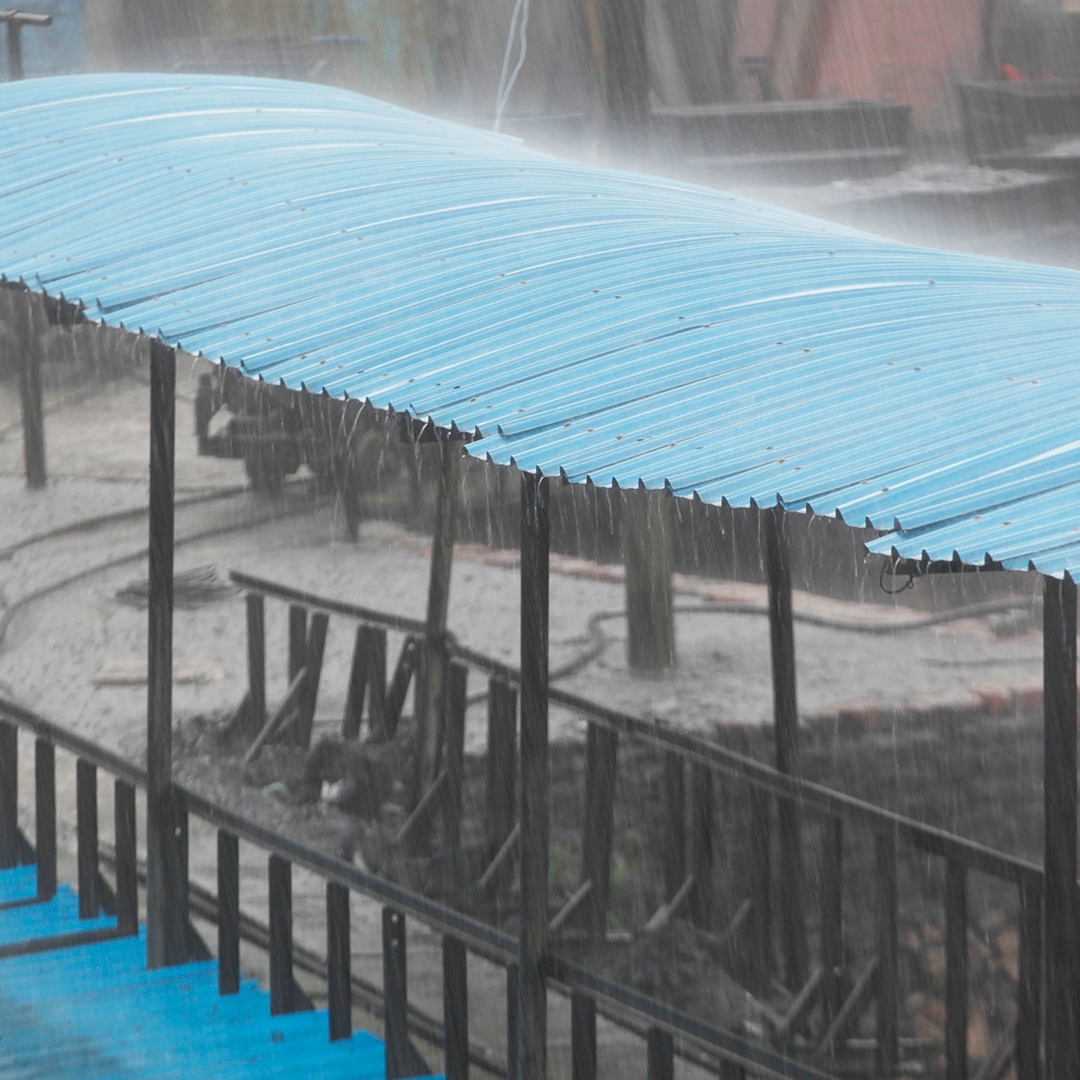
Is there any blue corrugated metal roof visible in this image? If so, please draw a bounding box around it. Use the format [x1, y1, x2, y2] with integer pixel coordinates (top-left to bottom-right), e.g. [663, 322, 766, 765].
[2, 73, 1079, 575]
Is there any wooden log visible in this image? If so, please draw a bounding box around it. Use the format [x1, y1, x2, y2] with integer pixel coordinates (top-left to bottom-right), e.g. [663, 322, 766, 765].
[114, 779, 138, 937]
[571, 991, 597, 1080]
[875, 830, 899, 1074]
[622, 487, 675, 670]
[662, 751, 685, 903]
[294, 611, 329, 748]
[269, 854, 295, 1015]
[582, 723, 618, 941]
[245, 593, 266, 739]
[0, 720, 17, 869]
[34, 738, 55, 899]
[485, 676, 517, 865]
[443, 935, 469, 1080]
[1043, 572, 1079, 1078]
[689, 762, 714, 931]
[327, 881, 351, 1041]
[945, 860, 968, 1080]
[76, 760, 99, 919]
[444, 662, 468, 851]
[146, 338, 177, 970]
[217, 830, 240, 995]
[519, 470, 550, 1080]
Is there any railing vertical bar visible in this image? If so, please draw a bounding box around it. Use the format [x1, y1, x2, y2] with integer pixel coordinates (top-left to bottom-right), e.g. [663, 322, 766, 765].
[945, 860, 968, 1080]
[875, 828, 899, 1075]
[288, 605, 308, 683]
[383, 907, 410, 1079]
[34, 738, 55, 899]
[646, 1026, 674, 1080]
[218, 829, 240, 995]
[76, 759, 99, 919]
[444, 662, 468, 853]
[749, 786, 772, 995]
[114, 779, 138, 936]
[342, 624, 368, 740]
[820, 816, 843, 1029]
[269, 854, 295, 1015]
[689, 761, 715, 931]
[506, 962, 521, 1080]
[0, 719, 17, 868]
[295, 611, 329, 749]
[662, 751, 685, 902]
[443, 934, 469, 1080]
[246, 592, 266, 739]
[1015, 882, 1042, 1080]
[582, 723, 618, 942]
[327, 880, 351, 1041]
[364, 626, 388, 740]
[570, 990, 597, 1080]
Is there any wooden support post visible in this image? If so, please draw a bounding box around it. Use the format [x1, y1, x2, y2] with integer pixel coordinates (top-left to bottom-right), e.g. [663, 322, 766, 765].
[217, 830, 240, 995]
[486, 676, 517, 864]
[875, 829, 899, 1076]
[415, 439, 459, 809]
[662, 751, 686, 903]
[571, 991, 597, 1080]
[689, 762, 715, 931]
[443, 935, 469, 1080]
[519, 470, 550, 1080]
[294, 611, 329, 748]
[444, 662, 468, 852]
[76, 760, 99, 919]
[1043, 572, 1079, 1080]
[269, 854, 295, 1015]
[1015, 881, 1041, 1080]
[245, 593, 266, 739]
[749, 786, 772, 995]
[146, 338, 180, 969]
[763, 504, 807, 990]
[114, 779, 138, 936]
[582, 723, 617, 942]
[623, 487, 675, 670]
[819, 816, 843, 1030]
[0, 720, 16, 869]
[327, 881, 351, 1041]
[34, 738, 55, 899]
[14, 291, 45, 489]
[506, 962, 521, 1080]
[945, 860, 968, 1080]
[646, 1027, 674, 1080]
[383, 907, 411, 1080]
[288, 605, 307, 683]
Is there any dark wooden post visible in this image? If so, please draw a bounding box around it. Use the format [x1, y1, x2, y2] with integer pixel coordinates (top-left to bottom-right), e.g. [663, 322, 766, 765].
[486, 676, 517, 861]
[344, 626, 388, 740]
[14, 291, 45, 489]
[1016, 881, 1042, 1080]
[444, 661, 468, 852]
[945, 860, 968, 1080]
[582, 723, 618, 942]
[662, 752, 686, 902]
[295, 611, 329, 748]
[875, 828, 899, 1075]
[623, 487, 675, 670]
[646, 1027, 674, 1080]
[327, 881, 351, 1041]
[689, 762, 715, 930]
[819, 816, 843, 1028]
[0, 720, 16, 868]
[246, 593, 266, 739]
[383, 907, 411, 1080]
[506, 962, 521, 1080]
[416, 439, 459, 808]
[748, 786, 772, 995]
[519, 470, 550, 1080]
[76, 759, 99, 919]
[269, 854, 295, 1015]
[763, 504, 807, 990]
[443, 935, 469, 1080]
[1043, 571, 1079, 1079]
[34, 738, 56, 899]
[218, 830, 240, 996]
[146, 338, 181, 969]
[571, 992, 597, 1080]
[114, 779, 138, 936]
[288, 605, 307, 683]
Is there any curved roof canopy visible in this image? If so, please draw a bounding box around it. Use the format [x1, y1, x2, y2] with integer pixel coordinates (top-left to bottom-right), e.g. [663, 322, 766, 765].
[2, 73, 1080, 575]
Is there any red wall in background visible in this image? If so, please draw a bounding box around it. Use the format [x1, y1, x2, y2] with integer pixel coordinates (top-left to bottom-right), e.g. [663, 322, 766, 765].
[735, 0, 984, 135]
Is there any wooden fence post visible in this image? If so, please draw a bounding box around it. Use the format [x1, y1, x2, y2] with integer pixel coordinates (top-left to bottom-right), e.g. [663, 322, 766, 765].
[749, 787, 772, 995]
[76, 761, 99, 919]
[327, 881, 351, 1041]
[269, 854, 296, 1015]
[444, 662, 468, 852]
[1015, 881, 1042, 1080]
[443, 935, 469, 1080]
[383, 907, 411, 1080]
[0, 720, 16, 868]
[662, 752, 686, 903]
[582, 723, 618, 942]
[623, 487, 675, 670]
[245, 593, 266, 739]
[114, 779, 138, 936]
[34, 738, 56, 899]
[571, 991, 597, 1080]
[217, 830, 240, 996]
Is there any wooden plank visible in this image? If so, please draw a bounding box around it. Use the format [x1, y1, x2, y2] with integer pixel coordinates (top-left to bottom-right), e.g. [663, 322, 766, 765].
[519, 471, 550, 1080]
[344, 626, 389, 740]
[443, 934, 469, 1080]
[662, 751, 685, 902]
[76, 759, 99, 919]
[244, 593, 266, 739]
[269, 853, 295, 1015]
[16, 292, 45, 489]
[945, 860, 968, 1080]
[34, 738, 55, 899]
[385, 635, 419, 736]
[764, 505, 807, 991]
[1043, 572, 1079, 1079]
[749, 786, 772, 995]
[217, 829, 240, 995]
[485, 676, 517, 865]
[571, 991, 597, 1080]
[383, 907, 410, 1080]
[1015, 882, 1041, 1080]
[819, 816, 843, 1029]
[622, 488, 675, 670]
[288, 605, 307, 682]
[342, 625, 368, 740]
[146, 338, 176, 971]
[646, 1026, 674, 1080]
[444, 662, 468, 851]
[114, 779, 138, 936]
[689, 762, 714, 931]
[0, 720, 16, 869]
[294, 611, 329, 748]
[327, 880, 351, 1041]
[478, 822, 520, 893]
[582, 723, 618, 941]
[875, 829, 899, 1074]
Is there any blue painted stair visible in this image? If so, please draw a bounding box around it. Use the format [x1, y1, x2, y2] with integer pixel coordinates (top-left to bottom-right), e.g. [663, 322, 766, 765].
[0, 866, 434, 1079]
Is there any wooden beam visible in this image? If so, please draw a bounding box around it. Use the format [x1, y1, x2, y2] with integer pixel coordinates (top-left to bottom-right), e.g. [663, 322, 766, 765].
[519, 470, 550, 1080]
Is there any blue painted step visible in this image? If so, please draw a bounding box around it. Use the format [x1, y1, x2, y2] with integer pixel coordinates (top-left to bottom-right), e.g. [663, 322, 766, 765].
[0, 867, 440, 1080]
[0, 867, 36, 905]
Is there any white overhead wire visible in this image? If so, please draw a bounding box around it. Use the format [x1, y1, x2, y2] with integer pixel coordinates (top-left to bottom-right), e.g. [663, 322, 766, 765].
[493, 0, 531, 132]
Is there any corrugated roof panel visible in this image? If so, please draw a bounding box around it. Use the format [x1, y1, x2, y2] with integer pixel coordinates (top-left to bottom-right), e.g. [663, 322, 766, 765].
[2, 73, 1080, 575]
